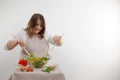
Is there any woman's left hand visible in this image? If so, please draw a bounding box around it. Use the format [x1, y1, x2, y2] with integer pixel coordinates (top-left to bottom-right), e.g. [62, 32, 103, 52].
[53, 35, 63, 46]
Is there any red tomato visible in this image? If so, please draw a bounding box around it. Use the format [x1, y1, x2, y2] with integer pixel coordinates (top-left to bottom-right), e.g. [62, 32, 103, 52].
[18, 59, 27, 66]
[26, 67, 33, 72]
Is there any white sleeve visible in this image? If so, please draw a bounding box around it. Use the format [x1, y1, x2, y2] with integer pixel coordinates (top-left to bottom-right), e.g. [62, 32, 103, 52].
[14, 29, 27, 41]
[45, 32, 55, 45]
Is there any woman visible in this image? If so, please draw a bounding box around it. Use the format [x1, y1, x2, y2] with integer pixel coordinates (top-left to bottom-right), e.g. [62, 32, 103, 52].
[5, 13, 63, 58]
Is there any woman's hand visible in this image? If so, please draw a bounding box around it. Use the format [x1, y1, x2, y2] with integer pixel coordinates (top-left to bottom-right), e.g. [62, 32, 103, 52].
[17, 40, 26, 48]
[6, 39, 26, 50]
[53, 35, 63, 46]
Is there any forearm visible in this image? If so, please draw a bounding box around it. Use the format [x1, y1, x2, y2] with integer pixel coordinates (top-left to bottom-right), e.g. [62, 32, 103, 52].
[6, 40, 18, 50]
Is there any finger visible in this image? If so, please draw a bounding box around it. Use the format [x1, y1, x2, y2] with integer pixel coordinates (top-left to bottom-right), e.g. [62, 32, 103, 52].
[60, 38, 63, 44]
[22, 42, 26, 47]
[21, 41, 26, 47]
[58, 36, 63, 45]
[19, 41, 23, 47]
[55, 38, 60, 45]
[17, 40, 21, 46]
[57, 37, 62, 42]
[54, 36, 58, 42]
[18, 40, 26, 47]
[54, 36, 62, 45]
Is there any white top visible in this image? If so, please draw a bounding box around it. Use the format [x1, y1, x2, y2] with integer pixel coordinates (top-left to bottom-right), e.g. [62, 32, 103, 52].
[5, 29, 55, 58]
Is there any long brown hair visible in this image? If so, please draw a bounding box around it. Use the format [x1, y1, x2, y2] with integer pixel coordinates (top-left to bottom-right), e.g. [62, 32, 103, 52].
[25, 13, 46, 38]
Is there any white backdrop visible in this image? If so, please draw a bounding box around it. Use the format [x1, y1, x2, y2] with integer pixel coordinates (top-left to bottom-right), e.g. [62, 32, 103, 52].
[0, 0, 120, 80]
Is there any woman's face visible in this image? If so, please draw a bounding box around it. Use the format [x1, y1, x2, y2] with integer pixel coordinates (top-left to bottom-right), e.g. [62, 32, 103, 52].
[33, 19, 42, 34]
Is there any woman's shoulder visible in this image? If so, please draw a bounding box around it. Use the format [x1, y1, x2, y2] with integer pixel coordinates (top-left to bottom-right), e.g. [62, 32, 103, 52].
[15, 29, 27, 40]
[19, 29, 27, 33]
[16, 29, 27, 36]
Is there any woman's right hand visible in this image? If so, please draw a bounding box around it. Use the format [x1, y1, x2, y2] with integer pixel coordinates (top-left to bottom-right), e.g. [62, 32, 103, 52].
[17, 40, 26, 48]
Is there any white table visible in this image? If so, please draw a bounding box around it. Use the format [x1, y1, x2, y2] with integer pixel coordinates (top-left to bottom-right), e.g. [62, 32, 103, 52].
[8, 67, 65, 80]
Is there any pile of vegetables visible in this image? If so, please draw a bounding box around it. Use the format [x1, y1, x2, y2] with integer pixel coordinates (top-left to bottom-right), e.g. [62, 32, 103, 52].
[42, 65, 56, 73]
[27, 53, 50, 68]
[17, 59, 33, 72]
[17, 52, 56, 73]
